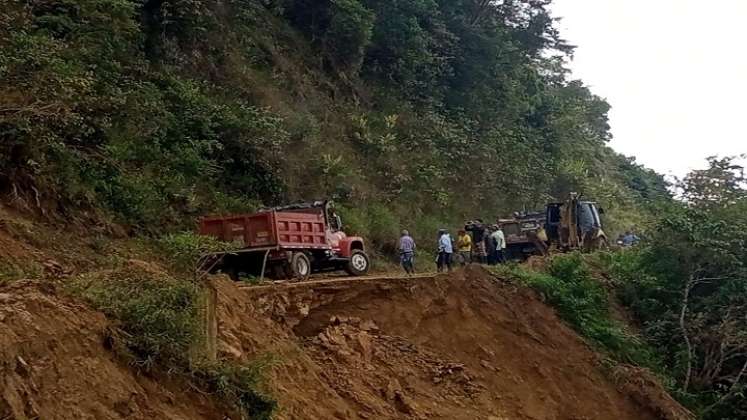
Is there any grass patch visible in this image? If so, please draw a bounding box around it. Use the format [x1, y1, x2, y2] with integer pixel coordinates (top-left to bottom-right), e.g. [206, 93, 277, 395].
[493, 253, 663, 369]
[156, 232, 240, 273]
[0, 260, 43, 284]
[68, 264, 200, 369]
[192, 359, 278, 419]
[67, 263, 276, 418]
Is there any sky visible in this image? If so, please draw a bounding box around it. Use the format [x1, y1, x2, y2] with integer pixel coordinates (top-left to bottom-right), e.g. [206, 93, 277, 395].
[550, 0, 747, 178]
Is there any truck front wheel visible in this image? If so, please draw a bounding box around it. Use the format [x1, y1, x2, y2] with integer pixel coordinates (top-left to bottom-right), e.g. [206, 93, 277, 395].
[346, 250, 370, 276]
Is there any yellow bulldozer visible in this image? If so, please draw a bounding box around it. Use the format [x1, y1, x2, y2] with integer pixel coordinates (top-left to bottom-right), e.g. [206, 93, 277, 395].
[500, 192, 608, 260]
[545, 192, 608, 252]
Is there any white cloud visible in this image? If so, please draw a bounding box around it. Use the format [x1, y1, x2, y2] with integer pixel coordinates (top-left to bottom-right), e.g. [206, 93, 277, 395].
[551, 0, 747, 177]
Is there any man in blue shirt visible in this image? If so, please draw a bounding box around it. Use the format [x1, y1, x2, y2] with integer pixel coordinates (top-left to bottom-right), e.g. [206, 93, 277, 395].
[398, 230, 416, 275]
[437, 229, 453, 273]
[622, 231, 640, 247]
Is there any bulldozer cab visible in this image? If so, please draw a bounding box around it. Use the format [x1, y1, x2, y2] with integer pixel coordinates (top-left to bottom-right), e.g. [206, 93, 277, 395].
[545, 203, 562, 242]
[578, 202, 602, 232]
[545, 193, 605, 250]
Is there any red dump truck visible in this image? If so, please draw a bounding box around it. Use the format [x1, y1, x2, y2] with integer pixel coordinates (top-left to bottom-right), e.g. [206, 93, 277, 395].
[198, 201, 370, 281]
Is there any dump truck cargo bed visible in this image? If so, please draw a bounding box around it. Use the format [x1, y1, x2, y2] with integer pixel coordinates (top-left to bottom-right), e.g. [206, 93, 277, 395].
[199, 210, 331, 250]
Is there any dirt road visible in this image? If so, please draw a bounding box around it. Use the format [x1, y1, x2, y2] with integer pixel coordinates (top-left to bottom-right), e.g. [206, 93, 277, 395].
[244, 272, 436, 290]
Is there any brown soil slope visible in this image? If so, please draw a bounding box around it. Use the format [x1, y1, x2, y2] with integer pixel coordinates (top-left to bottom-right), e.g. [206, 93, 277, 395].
[0, 280, 227, 420]
[0, 203, 689, 420]
[216, 266, 691, 420]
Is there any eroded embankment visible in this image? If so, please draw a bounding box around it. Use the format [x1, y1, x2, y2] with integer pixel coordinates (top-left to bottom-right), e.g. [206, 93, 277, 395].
[0, 281, 227, 420]
[0, 257, 690, 420]
[216, 266, 691, 420]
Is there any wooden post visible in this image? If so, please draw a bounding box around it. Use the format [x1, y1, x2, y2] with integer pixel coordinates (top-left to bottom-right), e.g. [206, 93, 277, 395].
[190, 277, 218, 365]
[204, 277, 218, 362]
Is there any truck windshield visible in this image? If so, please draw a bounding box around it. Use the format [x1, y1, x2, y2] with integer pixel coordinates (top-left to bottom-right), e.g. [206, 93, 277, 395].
[334, 215, 342, 231]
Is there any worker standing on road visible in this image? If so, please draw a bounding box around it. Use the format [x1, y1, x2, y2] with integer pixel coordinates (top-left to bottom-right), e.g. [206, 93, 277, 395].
[485, 225, 497, 265]
[437, 229, 453, 273]
[456, 229, 472, 266]
[399, 230, 416, 275]
[465, 220, 487, 264]
[491, 224, 507, 264]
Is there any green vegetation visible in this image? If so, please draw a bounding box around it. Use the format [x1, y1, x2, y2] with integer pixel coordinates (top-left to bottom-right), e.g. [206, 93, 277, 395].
[0, 0, 666, 244]
[0, 260, 43, 284]
[157, 231, 240, 273]
[192, 359, 278, 420]
[70, 265, 200, 368]
[605, 156, 747, 419]
[68, 264, 276, 418]
[512, 157, 747, 419]
[495, 254, 661, 370]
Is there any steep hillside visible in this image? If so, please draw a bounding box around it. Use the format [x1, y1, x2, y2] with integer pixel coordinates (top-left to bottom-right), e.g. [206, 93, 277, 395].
[0, 0, 668, 244]
[1, 253, 693, 420]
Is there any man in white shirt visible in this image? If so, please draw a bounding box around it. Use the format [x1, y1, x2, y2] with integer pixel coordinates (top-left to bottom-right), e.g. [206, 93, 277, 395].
[437, 229, 453, 272]
[491, 225, 507, 264]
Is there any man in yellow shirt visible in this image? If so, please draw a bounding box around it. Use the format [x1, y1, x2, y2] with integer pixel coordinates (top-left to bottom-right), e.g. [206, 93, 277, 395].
[456, 229, 472, 266]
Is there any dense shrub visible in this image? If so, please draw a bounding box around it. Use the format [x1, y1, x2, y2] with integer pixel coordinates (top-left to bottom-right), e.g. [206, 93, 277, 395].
[69, 265, 200, 368]
[336, 204, 370, 238]
[364, 203, 400, 251]
[599, 157, 747, 418]
[193, 360, 277, 420]
[325, 0, 375, 72]
[1, 0, 667, 240]
[157, 231, 240, 273]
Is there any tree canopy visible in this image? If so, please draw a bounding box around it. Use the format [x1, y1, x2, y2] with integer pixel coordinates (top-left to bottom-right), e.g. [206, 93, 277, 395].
[1, 0, 666, 235]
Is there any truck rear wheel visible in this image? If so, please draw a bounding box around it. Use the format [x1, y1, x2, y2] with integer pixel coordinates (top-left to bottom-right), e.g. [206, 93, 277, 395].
[345, 250, 370, 276]
[288, 252, 311, 281]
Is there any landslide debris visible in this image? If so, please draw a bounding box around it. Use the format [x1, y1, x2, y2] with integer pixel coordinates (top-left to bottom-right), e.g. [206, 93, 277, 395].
[215, 265, 693, 420]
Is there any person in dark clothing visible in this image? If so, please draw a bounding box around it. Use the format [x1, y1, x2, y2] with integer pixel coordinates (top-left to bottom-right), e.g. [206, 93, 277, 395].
[465, 219, 487, 264]
[485, 225, 497, 265]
